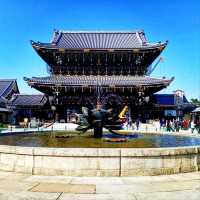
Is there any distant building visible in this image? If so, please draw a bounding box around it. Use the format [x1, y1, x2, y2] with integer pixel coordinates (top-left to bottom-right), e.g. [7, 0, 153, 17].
[152, 91, 194, 119]
[10, 94, 49, 122]
[0, 79, 19, 123]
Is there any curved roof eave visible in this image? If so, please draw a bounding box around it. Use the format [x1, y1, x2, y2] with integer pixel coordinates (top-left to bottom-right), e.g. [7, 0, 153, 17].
[30, 40, 168, 51]
[24, 75, 173, 87]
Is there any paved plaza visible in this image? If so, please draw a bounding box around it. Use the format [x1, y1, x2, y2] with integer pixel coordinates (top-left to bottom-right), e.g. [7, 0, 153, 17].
[0, 171, 199, 200]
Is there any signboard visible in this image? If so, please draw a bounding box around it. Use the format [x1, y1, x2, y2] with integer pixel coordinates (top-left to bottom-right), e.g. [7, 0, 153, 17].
[164, 110, 176, 117]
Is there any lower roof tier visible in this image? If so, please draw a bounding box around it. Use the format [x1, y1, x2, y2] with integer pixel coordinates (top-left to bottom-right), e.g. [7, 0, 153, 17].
[24, 75, 173, 96]
[25, 75, 173, 87]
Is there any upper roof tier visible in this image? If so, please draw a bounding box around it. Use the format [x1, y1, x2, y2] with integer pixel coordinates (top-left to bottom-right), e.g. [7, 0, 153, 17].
[31, 30, 167, 50]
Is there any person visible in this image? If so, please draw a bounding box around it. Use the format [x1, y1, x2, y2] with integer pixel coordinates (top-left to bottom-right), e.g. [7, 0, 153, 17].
[128, 118, 133, 130]
[136, 118, 140, 130]
[186, 119, 190, 130]
[196, 120, 200, 134]
[24, 118, 29, 128]
[182, 119, 187, 130]
[190, 119, 195, 133]
[166, 120, 171, 132]
[175, 119, 180, 132]
[171, 120, 175, 132]
[154, 119, 160, 131]
[160, 118, 165, 130]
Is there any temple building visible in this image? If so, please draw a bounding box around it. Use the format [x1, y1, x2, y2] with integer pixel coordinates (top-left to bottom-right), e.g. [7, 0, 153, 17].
[10, 94, 49, 122]
[152, 90, 194, 120]
[0, 79, 19, 123]
[24, 30, 174, 121]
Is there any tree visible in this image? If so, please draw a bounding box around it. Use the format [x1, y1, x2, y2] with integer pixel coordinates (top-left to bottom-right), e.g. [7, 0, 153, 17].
[190, 98, 200, 106]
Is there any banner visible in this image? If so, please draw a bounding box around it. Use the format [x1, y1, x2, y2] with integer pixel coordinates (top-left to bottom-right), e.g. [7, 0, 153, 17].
[164, 110, 176, 117]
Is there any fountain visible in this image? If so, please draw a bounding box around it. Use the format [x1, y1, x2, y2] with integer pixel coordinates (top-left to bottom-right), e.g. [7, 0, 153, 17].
[1, 86, 200, 176]
[76, 82, 123, 138]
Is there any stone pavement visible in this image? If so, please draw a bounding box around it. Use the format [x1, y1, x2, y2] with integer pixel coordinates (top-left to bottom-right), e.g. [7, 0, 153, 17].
[0, 171, 200, 200]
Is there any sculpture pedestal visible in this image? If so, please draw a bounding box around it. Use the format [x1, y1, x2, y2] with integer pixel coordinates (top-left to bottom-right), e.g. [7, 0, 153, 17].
[93, 126, 103, 138]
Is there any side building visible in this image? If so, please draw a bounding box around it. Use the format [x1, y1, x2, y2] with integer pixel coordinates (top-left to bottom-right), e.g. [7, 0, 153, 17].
[152, 90, 194, 120]
[0, 79, 19, 123]
[10, 94, 50, 123]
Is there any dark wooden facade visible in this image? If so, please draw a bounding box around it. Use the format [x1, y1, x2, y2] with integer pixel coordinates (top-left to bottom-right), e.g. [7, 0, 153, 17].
[25, 30, 173, 120]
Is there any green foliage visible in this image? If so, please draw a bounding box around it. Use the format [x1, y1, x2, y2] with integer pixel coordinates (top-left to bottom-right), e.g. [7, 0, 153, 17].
[183, 114, 191, 120]
[190, 98, 200, 106]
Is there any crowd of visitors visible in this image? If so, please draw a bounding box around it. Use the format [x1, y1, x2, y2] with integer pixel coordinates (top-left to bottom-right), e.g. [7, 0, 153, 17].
[166, 119, 199, 133]
[154, 118, 200, 133]
[123, 117, 200, 134]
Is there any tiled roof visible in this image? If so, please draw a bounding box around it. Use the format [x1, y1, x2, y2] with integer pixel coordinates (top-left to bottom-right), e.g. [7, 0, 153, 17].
[32, 30, 167, 50]
[0, 96, 6, 103]
[11, 94, 47, 107]
[183, 96, 189, 103]
[192, 107, 200, 113]
[0, 96, 6, 107]
[0, 79, 17, 98]
[24, 75, 173, 87]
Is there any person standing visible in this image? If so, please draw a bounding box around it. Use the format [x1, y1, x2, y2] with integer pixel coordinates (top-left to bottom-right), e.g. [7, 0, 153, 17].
[190, 120, 196, 133]
[154, 119, 160, 131]
[166, 120, 171, 132]
[160, 118, 165, 130]
[136, 118, 140, 130]
[175, 120, 180, 132]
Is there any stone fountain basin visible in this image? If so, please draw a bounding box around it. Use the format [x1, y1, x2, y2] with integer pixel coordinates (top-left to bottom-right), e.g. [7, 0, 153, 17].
[0, 144, 200, 176]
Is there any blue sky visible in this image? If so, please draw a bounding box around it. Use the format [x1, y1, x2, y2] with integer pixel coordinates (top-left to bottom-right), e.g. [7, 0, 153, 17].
[0, 0, 199, 100]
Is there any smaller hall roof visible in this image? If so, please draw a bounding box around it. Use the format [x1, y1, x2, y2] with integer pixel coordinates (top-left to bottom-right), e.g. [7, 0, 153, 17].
[11, 94, 47, 107]
[192, 107, 200, 113]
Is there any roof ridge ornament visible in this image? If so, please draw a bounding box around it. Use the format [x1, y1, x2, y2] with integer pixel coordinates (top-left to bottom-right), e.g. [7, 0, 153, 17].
[135, 32, 143, 45]
[51, 29, 62, 44]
